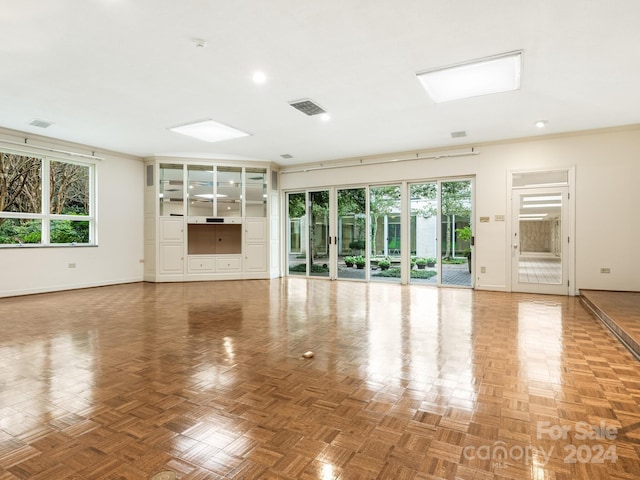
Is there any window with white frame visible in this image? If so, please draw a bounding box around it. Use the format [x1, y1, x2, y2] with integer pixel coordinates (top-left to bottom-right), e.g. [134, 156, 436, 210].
[0, 150, 95, 246]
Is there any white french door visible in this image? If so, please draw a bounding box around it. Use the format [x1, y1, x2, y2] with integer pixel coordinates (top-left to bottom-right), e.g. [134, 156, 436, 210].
[511, 186, 570, 294]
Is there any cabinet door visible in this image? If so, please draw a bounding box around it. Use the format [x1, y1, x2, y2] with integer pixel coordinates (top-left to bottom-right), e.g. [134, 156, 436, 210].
[245, 218, 267, 243]
[245, 243, 267, 272]
[216, 224, 242, 254]
[159, 244, 183, 273]
[160, 217, 184, 243]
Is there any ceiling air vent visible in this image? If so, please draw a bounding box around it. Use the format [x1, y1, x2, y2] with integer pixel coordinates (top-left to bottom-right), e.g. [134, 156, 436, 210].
[289, 99, 326, 116]
[29, 119, 53, 129]
[451, 130, 467, 138]
[280, 154, 293, 159]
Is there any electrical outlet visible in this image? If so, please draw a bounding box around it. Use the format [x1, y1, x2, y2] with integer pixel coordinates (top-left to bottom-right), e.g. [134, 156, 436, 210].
[480, 266, 486, 273]
[600, 267, 611, 274]
[68, 263, 76, 269]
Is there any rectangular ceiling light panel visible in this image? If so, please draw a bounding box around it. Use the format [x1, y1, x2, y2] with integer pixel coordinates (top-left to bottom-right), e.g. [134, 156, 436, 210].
[417, 51, 522, 103]
[169, 119, 250, 143]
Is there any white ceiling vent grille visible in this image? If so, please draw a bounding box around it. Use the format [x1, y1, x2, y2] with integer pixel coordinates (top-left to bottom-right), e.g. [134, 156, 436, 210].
[29, 119, 53, 128]
[280, 154, 293, 159]
[289, 99, 326, 116]
[451, 130, 467, 138]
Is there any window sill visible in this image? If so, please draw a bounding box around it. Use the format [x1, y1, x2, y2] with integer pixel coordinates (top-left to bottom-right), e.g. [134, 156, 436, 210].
[0, 244, 98, 249]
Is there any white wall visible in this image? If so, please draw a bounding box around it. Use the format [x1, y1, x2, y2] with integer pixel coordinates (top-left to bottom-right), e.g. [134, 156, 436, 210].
[0, 133, 144, 297]
[2, 126, 636, 296]
[280, 126, 640, 293]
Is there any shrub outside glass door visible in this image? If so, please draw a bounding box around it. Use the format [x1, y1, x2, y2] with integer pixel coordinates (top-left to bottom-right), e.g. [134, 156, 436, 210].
[409, 183, 438, 285]
[440, 180, 472, 287]
[337, 188, 367, 281]
[370, 185, 402, 284]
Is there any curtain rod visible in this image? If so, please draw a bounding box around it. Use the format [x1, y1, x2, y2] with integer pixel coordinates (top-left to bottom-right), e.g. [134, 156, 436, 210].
[0, 138, 104, 161]
[280, 148, 478, 174]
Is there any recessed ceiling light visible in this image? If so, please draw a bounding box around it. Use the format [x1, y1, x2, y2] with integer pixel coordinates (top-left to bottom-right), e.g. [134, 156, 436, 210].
[320, 113, 331, 122]
[252, 71, 267, 84]
[535, 120, 548, 128]
[522, 203, 561, 208]
[194, 193, 227, 199]
[523, 195, 561, 202]
[169, 119, 250, 143]
[416, 50, 522, 103]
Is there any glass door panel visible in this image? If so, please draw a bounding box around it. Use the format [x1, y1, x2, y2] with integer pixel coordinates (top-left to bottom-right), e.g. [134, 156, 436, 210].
[309, 190, 330, 278]
[245, 168, 267, 217]
[409, 183, 438, 285]
[287, 192, 306, 276]
[217, 167, 242, 217]
[337, 188, 367, 281]
[441, 180, 472, 286]
[511, 187, 568, 294]
[187, 165, 213, 217]
[370, 185, 401, 283]
[159, 164, 184, 217]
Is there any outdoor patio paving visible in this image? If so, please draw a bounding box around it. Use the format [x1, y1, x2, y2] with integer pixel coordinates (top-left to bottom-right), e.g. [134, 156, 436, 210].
[336, 262, 472, 286]
[289, 254, 472, 287]
[441, 263, 473, 286]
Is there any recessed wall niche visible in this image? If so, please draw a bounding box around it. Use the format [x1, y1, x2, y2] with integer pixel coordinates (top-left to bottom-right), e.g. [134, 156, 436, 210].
[187, 224, 242, 255]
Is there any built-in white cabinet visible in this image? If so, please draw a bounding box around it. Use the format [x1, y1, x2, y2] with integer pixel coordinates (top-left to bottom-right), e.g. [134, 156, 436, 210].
[158, 217, 184, 276]
[160, 217, 184, 243]
[217, 256, 243, 272]
[144, 158, 276, 282]
[187, 255, 242, 274]
[160, 244, 184, 274]
[188, 256, 215, 272]
[244, 218, 268, 275]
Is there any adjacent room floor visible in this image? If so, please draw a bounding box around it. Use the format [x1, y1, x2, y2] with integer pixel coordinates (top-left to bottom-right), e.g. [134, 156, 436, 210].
[518, 254, 562, 285]
[0, 280, 638, 479]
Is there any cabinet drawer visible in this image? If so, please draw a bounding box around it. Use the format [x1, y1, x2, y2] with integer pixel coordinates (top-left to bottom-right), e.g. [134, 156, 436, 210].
[188, 257, 214, 272]
[216, 257, 242, 272]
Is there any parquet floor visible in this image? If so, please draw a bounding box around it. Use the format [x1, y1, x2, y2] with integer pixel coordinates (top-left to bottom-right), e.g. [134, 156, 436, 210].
[1, 279, 639, 479]
[581, 290, 640, 360]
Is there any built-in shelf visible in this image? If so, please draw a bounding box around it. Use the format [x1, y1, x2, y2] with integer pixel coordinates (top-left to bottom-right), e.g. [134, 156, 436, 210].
[188, 224, 242, 255]
[144, 159, 274, 282]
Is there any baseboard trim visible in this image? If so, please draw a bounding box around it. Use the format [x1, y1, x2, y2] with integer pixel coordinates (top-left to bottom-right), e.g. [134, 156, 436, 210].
[0, 278, 143, 298]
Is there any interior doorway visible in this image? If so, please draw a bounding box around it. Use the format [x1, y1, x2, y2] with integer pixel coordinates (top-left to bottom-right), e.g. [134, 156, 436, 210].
[510, 170, 573, 295]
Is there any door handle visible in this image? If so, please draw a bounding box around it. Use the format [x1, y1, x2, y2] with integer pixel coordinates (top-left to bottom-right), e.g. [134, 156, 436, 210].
[513, 244, 518, 249]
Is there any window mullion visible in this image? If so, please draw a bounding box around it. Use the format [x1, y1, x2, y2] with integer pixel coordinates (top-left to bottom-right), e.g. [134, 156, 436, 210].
[41, 158, 50, 244]
[90, 163, 96, 244]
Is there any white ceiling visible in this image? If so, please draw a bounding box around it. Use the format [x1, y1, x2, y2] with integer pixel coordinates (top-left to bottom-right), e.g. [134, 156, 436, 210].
[1, 0, 639, 166]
